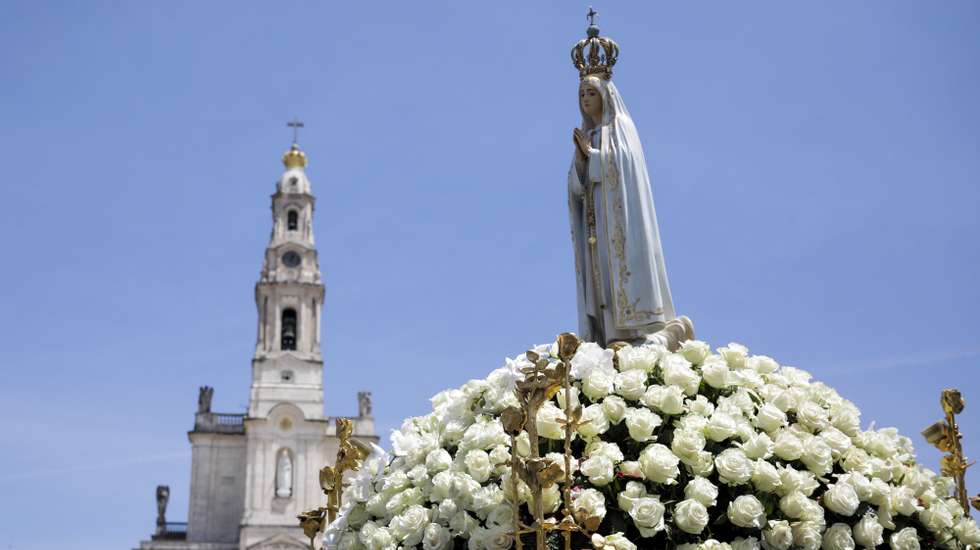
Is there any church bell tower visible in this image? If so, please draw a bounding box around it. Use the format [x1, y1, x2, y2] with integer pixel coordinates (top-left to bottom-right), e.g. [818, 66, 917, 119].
[249, 137, 325, 420]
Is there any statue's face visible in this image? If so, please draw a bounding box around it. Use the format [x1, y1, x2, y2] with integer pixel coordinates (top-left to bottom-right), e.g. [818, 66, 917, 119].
[579, 83, 603, 120]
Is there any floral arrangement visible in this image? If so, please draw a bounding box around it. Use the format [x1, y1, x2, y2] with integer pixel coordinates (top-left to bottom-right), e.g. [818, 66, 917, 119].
[326, 337, 980, 550]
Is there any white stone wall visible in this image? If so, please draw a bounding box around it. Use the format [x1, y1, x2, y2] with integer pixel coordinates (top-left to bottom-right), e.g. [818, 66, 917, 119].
[186, 432, 247, 544]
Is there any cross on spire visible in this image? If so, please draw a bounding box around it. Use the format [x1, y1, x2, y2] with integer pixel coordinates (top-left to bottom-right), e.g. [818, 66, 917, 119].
[586, 6, 598, 26]
[287, 117, 305, 145]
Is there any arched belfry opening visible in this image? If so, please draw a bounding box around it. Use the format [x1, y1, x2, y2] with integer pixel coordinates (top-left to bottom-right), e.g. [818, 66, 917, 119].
[287, 210, 298, 231]
[281, 308, 297, 351]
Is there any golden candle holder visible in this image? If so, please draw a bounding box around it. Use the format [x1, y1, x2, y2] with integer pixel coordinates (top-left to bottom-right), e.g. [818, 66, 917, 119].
[503, 333, 594, 550]
[922, 388, 980, 515]
[297, 417, 370, 550]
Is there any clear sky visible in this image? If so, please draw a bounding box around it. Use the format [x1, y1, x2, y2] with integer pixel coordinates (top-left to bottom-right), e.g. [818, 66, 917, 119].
[1, 2, 978, 549]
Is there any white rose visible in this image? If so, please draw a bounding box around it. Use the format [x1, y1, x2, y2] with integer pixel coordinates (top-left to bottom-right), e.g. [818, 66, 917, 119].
[841, 472, 873, 503]
[831, 406, 861, 436]
[715, 448, 752, 486]
[364, 524, 396, 550]
[755, 403, 787, 433]
[539, 485, 562, 514]
[473, 524, 512, 550]
[591, 533, 637, 550]
[770, 389, 797, 412]
[580, 455, 615, 486]
[618, 460, 644, 479]
[578, 403, 611, 438]
[464, 449, 492, 483]
[658, 385, 687, 414]
[625, 407, 661, 442]
[449, 510, 478, 537]
[460, 417, 509, 451]
[718, 343, 748, 369]
[536, 402, 565, 440]
[572, 488, 607, 524]
[686, 450, 717, 477]
[731, 537, 761, 550]
[763, 520, 793, 550]
[425, 448, 452, 474]
[677, 413, 709, 432]
[436, 499, 458, 523]
[629, 496, 666, 537]
[617, 345, 662, 373]
[672, 428, 706, 458]
[852, 513, 884, 548]
[570, 342, 614, 379]
[728, 495, 766, 529]
[819, 427, 853, 458]
[583, 368, 615, 400]
[888, 527, 920, 550]
[821, 523, 855, 550]
[684, 476, 719, 507]
[800, 436, 833, 476]
[673, 498, 709, 534]
[616, 480, 647, 511]
[701, 360, 731, 389]
[747, 354, 779, 374]
[953, 517, 980, 544]
[586, 440, 624, 463]
[741, 432, 774, 460]
[661, 354, 701, 395]
[705, 411, 738, 442]
[778, 491, 808, 518]
[679, 340, 711, 364]
[386, 487, 423, 515]
[638, 443, 680, 484]
[602, 395, 627, 424]
[751, 459, 782, 493]
[489, 445, 510, 465]
[890, 486, 921, 516]
[615, 369, 648, 400]
[797, 401, 830, 431]
[470, 484, 504, 514]
[773, 431, 804, 461]
[389, 504, 429, 546]
[687, 395, 715, 417]
[824, 482, 860, 516]
[792, 521, 822, 550]
[731, 368, 764, 389]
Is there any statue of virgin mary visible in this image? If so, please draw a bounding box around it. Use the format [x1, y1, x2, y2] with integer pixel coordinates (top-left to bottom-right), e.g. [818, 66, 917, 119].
[568, 19, 680, 346]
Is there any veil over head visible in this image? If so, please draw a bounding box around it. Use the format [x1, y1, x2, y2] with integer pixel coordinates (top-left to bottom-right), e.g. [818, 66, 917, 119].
[568, 76, 675, 334]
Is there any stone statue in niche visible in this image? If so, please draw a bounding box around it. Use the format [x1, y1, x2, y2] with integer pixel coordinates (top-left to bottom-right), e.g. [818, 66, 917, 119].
[155, 485, 170, 531]
[197, 386, 214, 414]
[275, 448, 293, 498]
[357, 391, 372, 417]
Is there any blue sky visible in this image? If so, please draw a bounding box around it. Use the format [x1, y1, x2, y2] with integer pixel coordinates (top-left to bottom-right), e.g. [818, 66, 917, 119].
[1, 2, 978, 549]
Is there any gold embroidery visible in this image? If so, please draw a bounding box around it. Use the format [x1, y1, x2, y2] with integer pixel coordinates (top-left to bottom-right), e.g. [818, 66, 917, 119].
[603, 134, 657, 326]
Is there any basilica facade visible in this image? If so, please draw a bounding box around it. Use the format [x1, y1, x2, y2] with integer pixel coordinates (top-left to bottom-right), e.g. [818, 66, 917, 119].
[136, 141, 378, 550]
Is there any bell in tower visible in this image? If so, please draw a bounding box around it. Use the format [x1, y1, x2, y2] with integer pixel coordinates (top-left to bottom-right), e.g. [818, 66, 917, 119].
[281, 308, 297, 351]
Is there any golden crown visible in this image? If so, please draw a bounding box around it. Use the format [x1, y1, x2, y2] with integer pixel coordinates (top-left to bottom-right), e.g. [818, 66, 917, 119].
[571, 8, 619, 80]
[282, 143, 308, 169]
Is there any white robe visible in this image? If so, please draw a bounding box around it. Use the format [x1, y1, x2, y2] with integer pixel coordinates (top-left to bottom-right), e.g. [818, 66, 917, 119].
[568, 78, 675, 344]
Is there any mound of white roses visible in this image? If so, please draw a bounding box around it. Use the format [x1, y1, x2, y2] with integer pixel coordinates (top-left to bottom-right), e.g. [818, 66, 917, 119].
[327, 338, 980, 550]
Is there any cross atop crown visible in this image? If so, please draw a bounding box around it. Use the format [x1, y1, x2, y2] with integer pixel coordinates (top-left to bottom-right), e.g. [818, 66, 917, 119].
[282, 117, 308, 168]
[287, 117, 304, 145]
[571, 7, 620, 80]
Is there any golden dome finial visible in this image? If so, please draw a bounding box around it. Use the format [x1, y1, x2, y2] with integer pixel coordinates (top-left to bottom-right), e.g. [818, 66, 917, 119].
[282, 117, 308, 168]
[282, 143, 308, 169]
